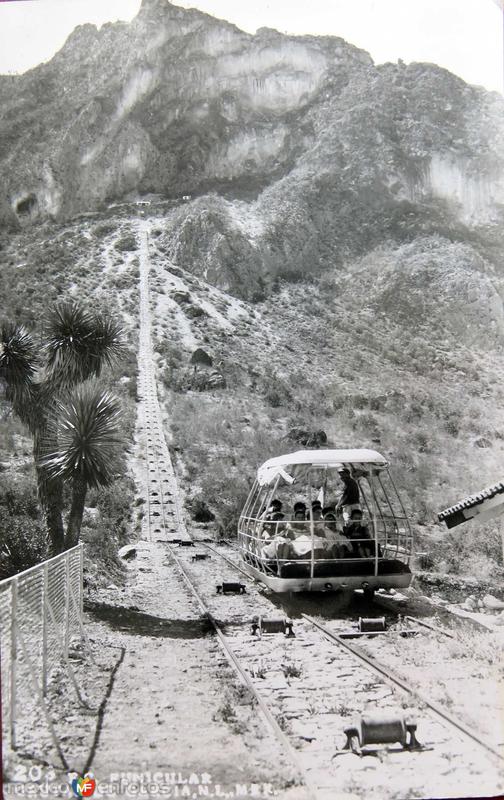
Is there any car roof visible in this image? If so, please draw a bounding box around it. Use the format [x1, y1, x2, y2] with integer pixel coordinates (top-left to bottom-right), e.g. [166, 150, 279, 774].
[257, 449, 388, 485]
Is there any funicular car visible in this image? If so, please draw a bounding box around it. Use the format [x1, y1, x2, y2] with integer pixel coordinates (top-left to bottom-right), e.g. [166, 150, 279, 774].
[238, 449, 413, 593]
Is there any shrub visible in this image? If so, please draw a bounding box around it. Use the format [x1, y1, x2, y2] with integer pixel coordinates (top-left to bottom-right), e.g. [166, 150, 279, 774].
[0, 513, 48, 578]
[93, 222, 117, 238]
[186, 496, 215, 522]
[114, 234, 138, 252]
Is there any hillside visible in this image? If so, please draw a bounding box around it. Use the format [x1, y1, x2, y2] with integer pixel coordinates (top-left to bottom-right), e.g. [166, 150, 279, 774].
[1, 207, 503, 582]
[1, 0, 504, 582]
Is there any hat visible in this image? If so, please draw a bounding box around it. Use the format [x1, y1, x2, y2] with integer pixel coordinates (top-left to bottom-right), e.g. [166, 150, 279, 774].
[311, 500, 322, 508]
[338, 467, 350, 475]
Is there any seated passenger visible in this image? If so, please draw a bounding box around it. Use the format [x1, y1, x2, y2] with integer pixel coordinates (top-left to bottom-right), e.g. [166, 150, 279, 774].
[286, 504, 308, 539]
[265, 511, 286, 534]
[289, 530, 329, 559]
[261, 498, 283, 520]
[258, 512, 284, 544]
[260, 513, 292, 560]
[323, 512, 352, 558]
[343, 509, 376, 557]
[293, 501, 307, 517]
[261, 535, 283, 560]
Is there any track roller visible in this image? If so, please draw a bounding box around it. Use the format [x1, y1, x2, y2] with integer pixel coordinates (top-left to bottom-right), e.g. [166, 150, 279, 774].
[358, 617, 387, 633]
[341, 712, 422, 756]
[251, 616, 294, 637]
[216, 582, 246, 595]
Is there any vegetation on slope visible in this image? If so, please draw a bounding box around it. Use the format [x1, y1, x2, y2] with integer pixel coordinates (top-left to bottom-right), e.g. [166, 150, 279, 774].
[0, 216, 139, 580]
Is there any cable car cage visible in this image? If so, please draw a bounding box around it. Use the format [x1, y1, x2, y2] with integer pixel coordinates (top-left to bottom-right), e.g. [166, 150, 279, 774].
[238, 449, 413, 593]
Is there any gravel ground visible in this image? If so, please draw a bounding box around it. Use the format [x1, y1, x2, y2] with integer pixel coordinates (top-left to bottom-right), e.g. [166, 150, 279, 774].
[172, 541, 504, 800]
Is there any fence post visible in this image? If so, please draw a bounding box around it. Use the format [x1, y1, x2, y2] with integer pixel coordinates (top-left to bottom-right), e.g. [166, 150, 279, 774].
[42, 563, 48, 696]
[79, 544, 84, 619]
[64, 554, 70, 658]
[10, 578, 18, 749]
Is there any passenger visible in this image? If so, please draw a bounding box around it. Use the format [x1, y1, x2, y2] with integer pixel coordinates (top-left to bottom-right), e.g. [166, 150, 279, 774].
[335, 468, 361, 522]
[284, 505, 307, 546]
[260, 513, 292, 560]
[263, 498, 282, 520]
[289, 512, 329, 558]
[261, 511, 285, 536]
[293, 501, 307, 517]
[323, 512, 352, 558]
[343, 509, 375, 557]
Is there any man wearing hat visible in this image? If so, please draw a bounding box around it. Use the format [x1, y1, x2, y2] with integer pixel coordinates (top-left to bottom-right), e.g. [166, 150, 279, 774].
[335, 467, 361, 522]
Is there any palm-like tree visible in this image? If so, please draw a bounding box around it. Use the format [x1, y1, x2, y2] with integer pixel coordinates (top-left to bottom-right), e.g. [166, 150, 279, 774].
[41, 384, 124, 548]
[0, 303, 124, 553]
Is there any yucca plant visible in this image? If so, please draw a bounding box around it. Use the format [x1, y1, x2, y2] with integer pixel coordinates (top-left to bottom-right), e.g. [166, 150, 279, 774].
[41, 384, 124, 548]
[0, 303, 125, 554]
[0, 323, 39, 428]
[44, 303, 124, 388]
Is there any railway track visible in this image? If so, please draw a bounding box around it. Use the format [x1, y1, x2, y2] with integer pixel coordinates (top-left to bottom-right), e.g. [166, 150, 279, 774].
[136, 223, 504, 800]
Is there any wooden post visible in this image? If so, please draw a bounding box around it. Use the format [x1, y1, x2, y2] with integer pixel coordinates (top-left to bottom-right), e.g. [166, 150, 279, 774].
[10, 579, 18, 749]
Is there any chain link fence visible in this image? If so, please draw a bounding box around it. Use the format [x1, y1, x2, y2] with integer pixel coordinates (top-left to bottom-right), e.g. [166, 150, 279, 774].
[0, 545, 84, 763]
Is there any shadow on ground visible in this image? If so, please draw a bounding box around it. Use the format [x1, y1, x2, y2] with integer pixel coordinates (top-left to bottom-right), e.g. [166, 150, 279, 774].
[86, 601, 214, 638]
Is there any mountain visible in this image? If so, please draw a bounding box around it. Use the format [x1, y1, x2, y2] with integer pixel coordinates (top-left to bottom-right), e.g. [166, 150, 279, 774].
[1, 0, 504, 581]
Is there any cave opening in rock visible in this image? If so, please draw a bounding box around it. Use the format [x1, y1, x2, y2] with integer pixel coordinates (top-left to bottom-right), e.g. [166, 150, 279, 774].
[16, 193, 38, 216]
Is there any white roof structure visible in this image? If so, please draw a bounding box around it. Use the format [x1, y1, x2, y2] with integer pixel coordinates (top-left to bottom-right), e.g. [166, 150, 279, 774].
[257, 449, 388, 486]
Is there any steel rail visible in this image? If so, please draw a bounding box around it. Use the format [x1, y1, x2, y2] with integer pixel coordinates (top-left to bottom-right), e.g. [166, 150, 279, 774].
[301, 613, 504, 764]
[164, 542, 314, 797]
[137, 225, 313, 800]
[402, 615, 455, 639]
[198, 542, 260, 584]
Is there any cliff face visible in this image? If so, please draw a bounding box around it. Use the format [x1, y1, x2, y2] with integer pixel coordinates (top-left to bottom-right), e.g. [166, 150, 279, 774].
[0, 0, 371, 224]
[2, 0, 503, 234]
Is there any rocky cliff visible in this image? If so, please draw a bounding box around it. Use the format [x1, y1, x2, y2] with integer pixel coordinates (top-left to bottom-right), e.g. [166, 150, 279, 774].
[0, 0, 371, 224]
[1, 0, 503, 249]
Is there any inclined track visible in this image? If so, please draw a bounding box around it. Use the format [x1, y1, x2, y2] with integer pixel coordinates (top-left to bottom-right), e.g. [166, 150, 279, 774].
[136, 223, 504, 800]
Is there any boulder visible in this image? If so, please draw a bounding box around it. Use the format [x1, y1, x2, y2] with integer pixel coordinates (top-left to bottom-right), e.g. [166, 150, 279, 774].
[482, 594, 504, 611]
[185, 304, 207, 319]
[118, 544, 138, 561]
[170, 290, 191, 305]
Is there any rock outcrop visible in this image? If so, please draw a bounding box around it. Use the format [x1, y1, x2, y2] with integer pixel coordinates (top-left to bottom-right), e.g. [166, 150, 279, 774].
[2, 0, 503, 263]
